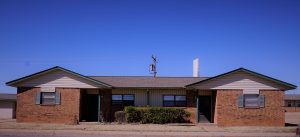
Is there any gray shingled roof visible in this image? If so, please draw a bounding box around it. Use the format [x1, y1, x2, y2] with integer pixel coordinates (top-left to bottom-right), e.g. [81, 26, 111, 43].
[89, 76, 208, 88]
[0, 94, 16, 101]
[285, 94, 300, 100]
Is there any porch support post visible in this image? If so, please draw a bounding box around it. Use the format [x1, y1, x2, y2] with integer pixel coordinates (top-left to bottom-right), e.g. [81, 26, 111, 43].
[98, 91, 101, 123]
[196, 96, 199, 124]
[146, 89, 150, 106]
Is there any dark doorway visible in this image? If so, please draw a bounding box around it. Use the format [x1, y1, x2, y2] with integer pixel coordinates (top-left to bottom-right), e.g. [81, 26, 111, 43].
[198, 96, 212, 123]
[80, 93, 99, 122]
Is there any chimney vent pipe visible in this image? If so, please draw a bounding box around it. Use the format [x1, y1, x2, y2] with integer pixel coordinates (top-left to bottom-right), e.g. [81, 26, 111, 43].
[193, 58, 199, 77]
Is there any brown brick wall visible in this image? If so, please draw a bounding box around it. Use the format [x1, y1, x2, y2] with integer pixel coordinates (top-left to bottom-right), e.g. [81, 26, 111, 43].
[284, 107, 300, 112]
[184, 108, 196, 123]
[17, 87, 80, 124]
[186, 90, 197, 107]
[215, 90, 285, 127]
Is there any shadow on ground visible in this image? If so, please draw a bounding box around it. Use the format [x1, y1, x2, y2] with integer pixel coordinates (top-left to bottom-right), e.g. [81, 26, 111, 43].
[285, 123, 298, 127]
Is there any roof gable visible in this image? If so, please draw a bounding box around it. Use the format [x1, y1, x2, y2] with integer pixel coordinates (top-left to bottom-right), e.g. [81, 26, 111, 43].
[186, 68, 297, 90]
[6, 66, 112, 88]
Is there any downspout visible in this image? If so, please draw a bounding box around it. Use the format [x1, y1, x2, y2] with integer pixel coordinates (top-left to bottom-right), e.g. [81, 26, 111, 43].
[147, 89, 150, 106]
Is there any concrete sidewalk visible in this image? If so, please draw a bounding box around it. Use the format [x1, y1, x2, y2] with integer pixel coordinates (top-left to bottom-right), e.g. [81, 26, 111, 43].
[0, 119, 297, 137]
[0, 119, 296, 133]
[0, 129, 297, 137]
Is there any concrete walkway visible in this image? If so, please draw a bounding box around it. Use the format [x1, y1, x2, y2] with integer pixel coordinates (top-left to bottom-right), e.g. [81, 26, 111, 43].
[0, 119, 298, 137]
[0, 129, 297, 137]
[0, 119, 296, 133]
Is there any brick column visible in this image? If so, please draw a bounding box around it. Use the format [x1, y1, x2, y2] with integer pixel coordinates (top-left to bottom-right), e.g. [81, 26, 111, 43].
[185, 90, 198, 123]
[99, 89, 112, 122]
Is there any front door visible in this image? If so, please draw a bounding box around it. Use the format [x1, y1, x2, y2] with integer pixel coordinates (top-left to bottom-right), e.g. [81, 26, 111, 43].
[198, 96, 211, 123]
[81, 93, 99, 122]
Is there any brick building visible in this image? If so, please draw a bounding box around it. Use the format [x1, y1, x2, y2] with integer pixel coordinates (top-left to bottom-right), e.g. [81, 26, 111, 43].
[284, 94, 300, 112]
[0, 93, 16, 119]
[6, 66, 296, 126]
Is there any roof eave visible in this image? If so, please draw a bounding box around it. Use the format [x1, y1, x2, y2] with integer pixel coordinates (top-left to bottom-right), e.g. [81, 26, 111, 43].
[0, 99, 16, 101]
[185, 68, 297, 90]
[6, 66, 113, 88]
[112, 87, 186, 89]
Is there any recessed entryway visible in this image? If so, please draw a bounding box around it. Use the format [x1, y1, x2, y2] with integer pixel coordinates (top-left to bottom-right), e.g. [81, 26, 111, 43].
[197, 91, 216, 123]
[80, 90, 99, 122]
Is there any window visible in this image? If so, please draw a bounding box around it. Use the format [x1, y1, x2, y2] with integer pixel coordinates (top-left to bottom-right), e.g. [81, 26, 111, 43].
[297, 101, 300, 107]
[112, 95, 123, 105]
[163, 95, 175, 107]
[244, 94, 259, 108]
[163, 95, 186, 107]
[175, 96, 187, 106]
[286, 101, 292, 107]
[112, 94, 134, 106]
[123, 95, 135, 106]
[41, 92, 56, 105]
[238, 94, 264, 108]
[35, 91, 60, 105]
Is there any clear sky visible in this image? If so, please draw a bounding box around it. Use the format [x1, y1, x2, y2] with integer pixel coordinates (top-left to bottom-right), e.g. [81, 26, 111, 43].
[0, 0, 299, 94]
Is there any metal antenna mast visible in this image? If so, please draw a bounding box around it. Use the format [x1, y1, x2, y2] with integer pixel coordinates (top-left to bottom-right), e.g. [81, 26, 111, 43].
[149, 55, 158, 77]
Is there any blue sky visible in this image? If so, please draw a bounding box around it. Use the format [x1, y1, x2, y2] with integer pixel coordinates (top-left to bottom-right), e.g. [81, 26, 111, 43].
[0, 0, 299, 94]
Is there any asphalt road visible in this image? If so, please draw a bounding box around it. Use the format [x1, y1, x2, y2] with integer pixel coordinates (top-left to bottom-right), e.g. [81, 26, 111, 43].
[0, 129, 296, 137]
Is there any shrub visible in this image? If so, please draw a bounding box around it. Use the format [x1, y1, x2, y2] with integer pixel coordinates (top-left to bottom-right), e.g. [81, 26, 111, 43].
[124, 107, 190, 124]
[124, 106, 142, 123]
[114, 111, 126, 123]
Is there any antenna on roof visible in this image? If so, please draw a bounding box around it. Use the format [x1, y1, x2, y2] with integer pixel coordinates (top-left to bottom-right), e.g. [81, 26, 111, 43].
[149, 55, 158, 77]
